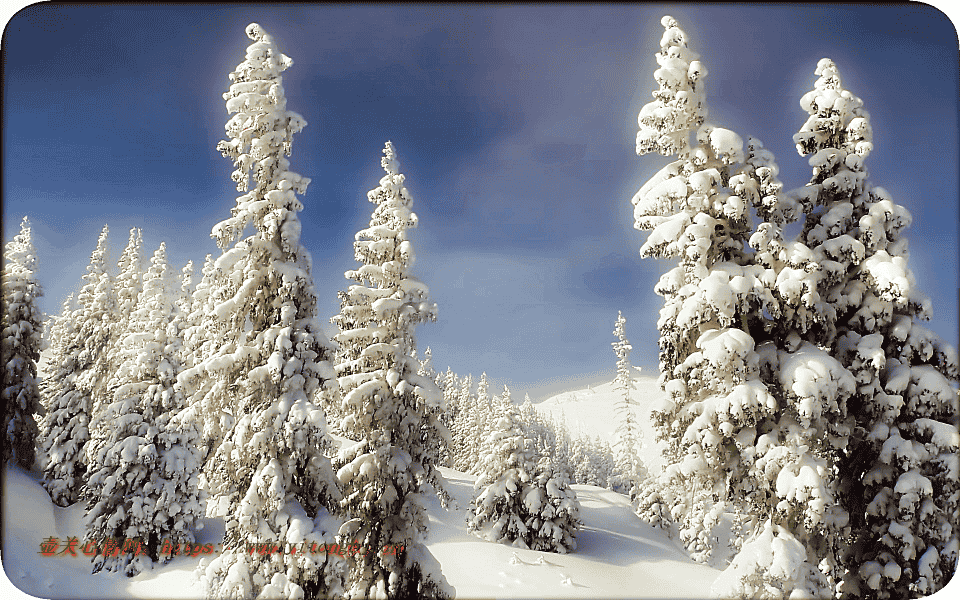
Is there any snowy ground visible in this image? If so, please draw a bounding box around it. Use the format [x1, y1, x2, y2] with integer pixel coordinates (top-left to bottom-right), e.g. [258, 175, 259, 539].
[5, 374, 960, 599]
[1, 463, 719, 600]
[1, 373, 728, 600]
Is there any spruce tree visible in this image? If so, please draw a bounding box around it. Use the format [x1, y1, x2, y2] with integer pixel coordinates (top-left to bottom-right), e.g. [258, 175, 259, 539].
[190, 23, 344, 599]
[783, 58, 959, 599]
[2, 216, 44, 469]
[40, 225, 116, 506]
[611, 311, 644, 495]
[332, 141, 453, 599]
[85, 227, 144, 467]
[83, 242, 204, 576]
[631, 16, 797, 565]
[469, 393, 580, 553]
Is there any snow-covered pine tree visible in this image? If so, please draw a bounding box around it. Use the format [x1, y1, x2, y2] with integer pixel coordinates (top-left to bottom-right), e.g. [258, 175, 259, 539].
[176, 260, 195, 320]
[178, 253, 232, 459]
[331, 141, 452, 599]
[112, 228, 144, 342]
[469, 395, 536, 545]
[610, 311, 644, 496]
[85, 227, 144, 468]
[418, 346, 437, 380]
[774, 58, 959, 599]
[631, 16, 799, 565]
[524, 455, 581, 553]
[435, 368, 460, 468]
[188, 23, 345, 599]
[2, 216, 44, 469]
[466, 373, 495, 476]
[40, 224, 116, 506]
[82, 242, 204, 577]
[451, 374, 480, 472]
[470, 393, 581, 553]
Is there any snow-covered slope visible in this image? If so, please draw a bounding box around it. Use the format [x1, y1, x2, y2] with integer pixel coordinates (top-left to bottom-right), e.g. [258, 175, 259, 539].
[2, 451, 721, 599]
[536, 372, 669, 472]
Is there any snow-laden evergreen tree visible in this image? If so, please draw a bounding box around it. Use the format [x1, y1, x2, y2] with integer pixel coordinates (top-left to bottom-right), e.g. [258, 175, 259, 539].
[610, 311, 644, 495]
[331, 141, 452, 599]
[85, 227, 144, 467]
[183, 23, 344, 599]
[177, 260, 195, 319]
[417, 346, 437, 380]
[40, 225, 116, 506]
[469, 391, 581, 553]
[771, 58, 959, 600]
[179, 253, 232, 460]
[2, 216, 43, 469]
[82, 242, 204, 577]
[631, 16, 801, 566]
[466, 373, 496, 476]
[113, 228, 144, 340]
[435, 367, 461, 467]
[451, 375, 482, 472]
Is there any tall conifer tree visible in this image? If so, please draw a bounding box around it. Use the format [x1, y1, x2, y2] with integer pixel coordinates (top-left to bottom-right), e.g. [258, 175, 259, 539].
[188, 24, 344, 599]
[2, 216, 44, 469]
[332, 141, 453, 599]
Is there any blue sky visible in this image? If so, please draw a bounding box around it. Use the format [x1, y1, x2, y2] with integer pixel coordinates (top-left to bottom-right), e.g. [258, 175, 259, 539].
[3, 3, 958, 396]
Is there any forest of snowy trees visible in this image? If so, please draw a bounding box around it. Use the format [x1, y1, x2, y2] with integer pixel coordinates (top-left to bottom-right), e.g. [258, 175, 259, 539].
[2, 16, 957, 600]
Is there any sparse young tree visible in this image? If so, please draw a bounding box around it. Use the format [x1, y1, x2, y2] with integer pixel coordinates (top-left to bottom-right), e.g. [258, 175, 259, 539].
[2, 216, 44, 469]
[83, 242, 204, 577]
[611, 311, 644, 495]
[189, 23, 344, 599]
[331, 141, 453, 599]
[40, 225, 116, 506]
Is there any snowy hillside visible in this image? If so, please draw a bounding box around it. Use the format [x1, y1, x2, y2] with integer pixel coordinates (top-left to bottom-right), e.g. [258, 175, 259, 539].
[2, 443, 722, 599]
[536, 372, 669, 472]
[2, 369, 723, 599]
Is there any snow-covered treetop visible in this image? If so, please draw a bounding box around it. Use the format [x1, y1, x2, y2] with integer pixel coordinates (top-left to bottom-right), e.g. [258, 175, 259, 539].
[794, 58, 873, 160]
[636, 15, 709, 158]
[213, 22, 309, 253]
[4, 216, 37, 275]
[344, 141, 426, 296]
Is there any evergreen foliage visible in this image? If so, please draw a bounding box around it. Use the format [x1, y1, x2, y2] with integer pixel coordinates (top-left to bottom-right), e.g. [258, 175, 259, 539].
[40, 225, 116, 506]
[332, 141, 453, 599]
[2, 216, 44, 469]
[186, 23, 344, 599]
[82, 243, 204, 577]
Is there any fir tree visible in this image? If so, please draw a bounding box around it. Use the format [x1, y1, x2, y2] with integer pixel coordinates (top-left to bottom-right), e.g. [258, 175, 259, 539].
[631, 16, 795, 566]
[86, 227, 144, 466]
[332, 141, 453, 599]
[2, 216, 44, 469]
[785, 58, 959, 599]
[83, 242, 204, 577]
[469, 395, 581, 553]
[611, 311, 644, 495]
[40, 224, 116, 506]
[190, 23, 344, 599]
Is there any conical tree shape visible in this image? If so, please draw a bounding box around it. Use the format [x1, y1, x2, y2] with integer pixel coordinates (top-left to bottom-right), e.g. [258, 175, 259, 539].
[332, 141, 453, 599]
[189, 23, 345, 599]
[632, 16, 798, 566]
[781, 58, 959, 600]
[82, 242, 204, 577]
[40, 224, 115, 506]
[2, 216, 44, 469]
